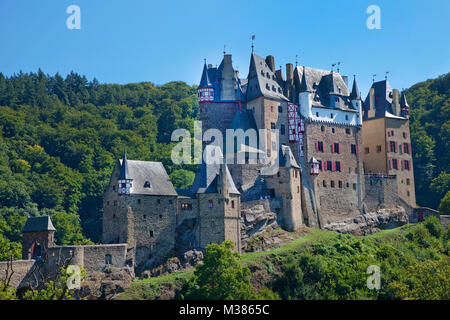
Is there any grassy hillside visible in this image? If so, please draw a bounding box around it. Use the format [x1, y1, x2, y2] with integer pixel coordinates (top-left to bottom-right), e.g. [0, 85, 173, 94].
[120, 218, 449, 300]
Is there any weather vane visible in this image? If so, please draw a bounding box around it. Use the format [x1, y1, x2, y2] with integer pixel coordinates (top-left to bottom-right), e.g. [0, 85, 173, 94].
[251, 35, 255, 53]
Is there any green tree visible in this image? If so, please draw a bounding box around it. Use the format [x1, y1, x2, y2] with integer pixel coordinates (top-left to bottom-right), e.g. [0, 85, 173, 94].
[439, 191, 450, 215]
[169, 169, 195, 189]
[180, 241, 256, 300]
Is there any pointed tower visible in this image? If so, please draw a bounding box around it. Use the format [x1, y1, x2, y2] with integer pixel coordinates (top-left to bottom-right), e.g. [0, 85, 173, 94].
[299, 66, 313, 118]
[198, 61, 214, 103]
[118, 153, 133, 195]
[350, 75, 363, 125]
[400, 92, 410, 119]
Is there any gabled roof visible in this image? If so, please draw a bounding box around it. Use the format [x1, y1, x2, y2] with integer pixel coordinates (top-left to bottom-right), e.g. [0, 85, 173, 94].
[22, 216, 56, 233]
[118, 159, 177, 196]
[246, 53, 288, 102]
[190, 145, 240, 195]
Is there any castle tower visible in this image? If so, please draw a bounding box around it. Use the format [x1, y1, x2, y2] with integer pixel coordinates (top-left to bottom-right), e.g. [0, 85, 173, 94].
[350, 76, 363, 126]
[22, 216, 56, 260]
[191, 145, 241, 252]
[296, 65, 364, 223]
[362, 80, 416, 207]
[118, 153, 133, 195]
[198, 55, 240, 138]
[198, 61, 214, 103]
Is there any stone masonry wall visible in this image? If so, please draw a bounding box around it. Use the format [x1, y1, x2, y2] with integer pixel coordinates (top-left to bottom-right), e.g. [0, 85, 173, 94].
[304, 121, 364, 224]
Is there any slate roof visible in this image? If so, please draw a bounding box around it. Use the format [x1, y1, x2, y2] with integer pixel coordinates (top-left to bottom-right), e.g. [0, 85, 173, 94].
[189, 145, 240, 195]
[199, 62, 212, 88]
[119, 153, 131, 180]
[279, 145, 300, 169]
[246, 53, 288, 102]
[362, 80, 408, 120]
[294, 66, 354, 111]
[400, 92, 409, 107]
[350, 76, 361, 100]
[22, 216, 56, 232]
[118, 159, 177, 196]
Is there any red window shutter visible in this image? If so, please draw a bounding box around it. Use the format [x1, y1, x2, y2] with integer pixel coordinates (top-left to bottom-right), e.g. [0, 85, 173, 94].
[389, 159, 392, 170]
[395, 142, 398, 153]
[323, 142, 326, 153]
[409, 143, 412, 154]
[315, 142, 319, 151]
[355, 145, 358, 154]
[332, 161, 335, 172]
[331, 144, 334, 153]
[338, 144, 341, 154]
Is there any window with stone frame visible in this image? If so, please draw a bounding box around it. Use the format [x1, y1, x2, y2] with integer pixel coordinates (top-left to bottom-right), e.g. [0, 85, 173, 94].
[208, 200, 213, 208]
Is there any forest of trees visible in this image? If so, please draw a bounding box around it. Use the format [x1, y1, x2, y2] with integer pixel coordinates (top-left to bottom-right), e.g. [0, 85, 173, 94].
[0, 70, 198, 257]
[406, 72, 450, 211]
[0, 70, 448, 260]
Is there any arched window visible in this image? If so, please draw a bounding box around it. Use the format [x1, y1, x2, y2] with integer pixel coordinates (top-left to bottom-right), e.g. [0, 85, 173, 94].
[144, 181, 151, 188]
[105, 254, 112, 265]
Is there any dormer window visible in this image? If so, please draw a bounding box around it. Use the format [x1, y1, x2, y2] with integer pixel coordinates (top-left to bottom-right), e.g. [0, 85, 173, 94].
[272, 85, 276, 92]
[266, 72, 270, 78]
[261, 70, 264, 76]
[266, 83, 270, 89]
[144, 181, 151, 188]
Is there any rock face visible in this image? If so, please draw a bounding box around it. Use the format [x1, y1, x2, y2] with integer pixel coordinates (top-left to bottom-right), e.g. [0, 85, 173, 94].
[323, 207, 409, 235]
[77, 266, 135, 300]
[147, 249, 204, 277]
[241, 204, 279, 245]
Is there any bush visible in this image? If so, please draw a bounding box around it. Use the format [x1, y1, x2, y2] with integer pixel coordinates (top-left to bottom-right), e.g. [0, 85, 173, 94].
[179, 241, 257, 300]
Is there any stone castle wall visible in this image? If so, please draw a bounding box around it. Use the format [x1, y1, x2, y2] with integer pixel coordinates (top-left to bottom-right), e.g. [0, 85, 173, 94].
[304, 121, 364, 224]
[362, 174, 402, 212]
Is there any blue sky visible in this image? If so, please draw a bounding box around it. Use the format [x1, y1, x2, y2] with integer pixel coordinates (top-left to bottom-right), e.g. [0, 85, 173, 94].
[0, 0, 449, 97]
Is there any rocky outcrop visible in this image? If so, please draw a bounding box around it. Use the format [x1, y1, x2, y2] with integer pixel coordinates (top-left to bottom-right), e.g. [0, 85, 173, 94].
[323, 207, 409, 235]
[241, 204, 279, 247]
[145, 249, 204, 278]
[77, 266, 135, 300]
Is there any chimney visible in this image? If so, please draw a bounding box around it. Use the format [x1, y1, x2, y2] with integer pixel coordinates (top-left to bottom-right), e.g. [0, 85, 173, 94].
[286, 63, 293, 82]
[208, 64, 213, 69]
[275, 69, 284, 81]
[392, 89, 400, 115]
[265, 55, 275, 72]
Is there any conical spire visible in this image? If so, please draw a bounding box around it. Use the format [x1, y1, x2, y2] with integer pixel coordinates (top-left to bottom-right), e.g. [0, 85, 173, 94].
[400, 92, 409, 107]
[119, 152, 131, 180]
[350, 75, 361, 100]
[300, 66, 312, 92]
[199, 61, 211, 88]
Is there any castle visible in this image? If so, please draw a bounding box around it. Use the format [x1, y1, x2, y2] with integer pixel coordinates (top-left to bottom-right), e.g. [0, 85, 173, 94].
[101, 51, 417, 270]
[1, 50, 425, 288]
